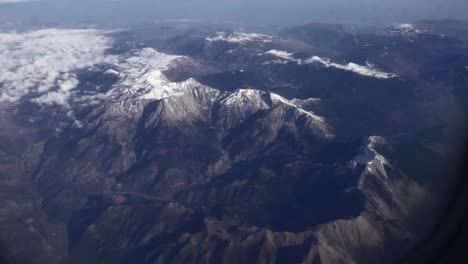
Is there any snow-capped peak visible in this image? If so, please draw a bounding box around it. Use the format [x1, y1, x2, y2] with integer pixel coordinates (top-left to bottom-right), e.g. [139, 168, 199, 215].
[217, 89, 333, 139]
[220, 89, 266, 107]
[355, 136, 389, 178]
[220, 89, 326, 124]
[269, 93, 333, 139]
[106, 48, 190, 101]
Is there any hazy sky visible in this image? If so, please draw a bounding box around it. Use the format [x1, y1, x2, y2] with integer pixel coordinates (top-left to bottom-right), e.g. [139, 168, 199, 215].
[0, 0, 467, 26]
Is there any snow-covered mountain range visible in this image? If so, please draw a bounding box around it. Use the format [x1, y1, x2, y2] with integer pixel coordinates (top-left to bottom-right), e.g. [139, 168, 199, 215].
[0, 20, 467, 264]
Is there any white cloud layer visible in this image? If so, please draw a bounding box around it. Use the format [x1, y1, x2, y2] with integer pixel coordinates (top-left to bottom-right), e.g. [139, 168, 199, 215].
[0, 28, 193, 108]
[0, 28, 117, 106]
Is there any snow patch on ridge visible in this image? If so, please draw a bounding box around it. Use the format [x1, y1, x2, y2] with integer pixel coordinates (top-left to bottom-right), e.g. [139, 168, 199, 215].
[264, 49, 301, 63]
[104, 69, 120, 76]
[304, 56, 397, 79]
[262, 51, 395, 79]
[206, 32, 273, 43]
[270, 93, 325, 123]
[396, 24, 420, 33]
[386, 23, 429, 35]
